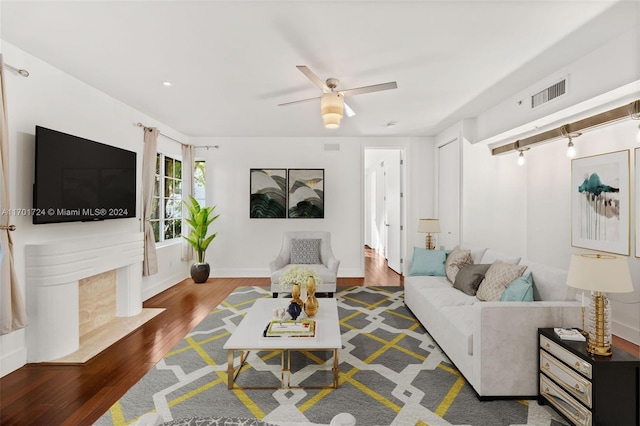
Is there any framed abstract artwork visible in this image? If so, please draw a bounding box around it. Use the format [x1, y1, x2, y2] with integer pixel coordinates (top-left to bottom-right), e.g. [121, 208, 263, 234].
[288, 169, 324, 218]
[249, 169, 287, 218]
[571, 150, 630, 255]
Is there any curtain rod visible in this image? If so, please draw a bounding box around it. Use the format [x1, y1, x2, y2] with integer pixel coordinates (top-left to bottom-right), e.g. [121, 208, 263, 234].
[492, 99, 640, 156]
[137, 122, 183, 144]
[136, 122, 219, 149]
[3, 63, 30, 77]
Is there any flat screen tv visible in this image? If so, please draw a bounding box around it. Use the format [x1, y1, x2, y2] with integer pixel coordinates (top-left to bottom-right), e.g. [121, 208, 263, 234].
[33, 126, 137, 224]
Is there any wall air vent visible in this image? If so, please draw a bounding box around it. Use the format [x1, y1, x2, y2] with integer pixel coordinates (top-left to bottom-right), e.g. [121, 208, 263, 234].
[531, 78, 567, 109]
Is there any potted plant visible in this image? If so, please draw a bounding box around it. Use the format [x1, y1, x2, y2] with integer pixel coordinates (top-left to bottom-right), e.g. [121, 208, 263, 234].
[183, 195, 219, 283]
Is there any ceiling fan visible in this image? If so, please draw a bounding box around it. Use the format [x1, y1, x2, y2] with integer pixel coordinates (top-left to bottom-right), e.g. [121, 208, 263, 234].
[278, 65, 398, 129]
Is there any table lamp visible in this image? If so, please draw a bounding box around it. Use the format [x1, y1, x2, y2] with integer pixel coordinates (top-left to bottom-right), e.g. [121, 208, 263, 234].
[566, 253, 634, 356]
[418, 218, 440, 250]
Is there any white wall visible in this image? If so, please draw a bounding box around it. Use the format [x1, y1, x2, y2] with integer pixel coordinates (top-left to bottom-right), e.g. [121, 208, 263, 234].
[0, 41, 190, 375]
[476, 27, 640, 143]
[462, 119, 640, 345]
[455, 23, 640, 345]
[191, 136, 424, 278]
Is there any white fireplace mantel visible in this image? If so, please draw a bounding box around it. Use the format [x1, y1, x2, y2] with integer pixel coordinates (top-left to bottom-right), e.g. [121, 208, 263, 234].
[25, 232, 144, 362]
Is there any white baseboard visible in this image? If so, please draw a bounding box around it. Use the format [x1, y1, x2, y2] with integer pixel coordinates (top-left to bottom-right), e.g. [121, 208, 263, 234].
[613, 321, 640, 346]
[1, 346, 27, 377]
[211, 268, 365, 278]
[142, 272, 189, 301]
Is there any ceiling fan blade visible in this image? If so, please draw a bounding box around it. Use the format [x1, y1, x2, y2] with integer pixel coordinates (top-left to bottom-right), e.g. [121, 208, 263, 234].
[340, 81, 398, 97]
[278, 95, 321, 107]
[344, 102, 356, 117]
[296, 65, 329, 91]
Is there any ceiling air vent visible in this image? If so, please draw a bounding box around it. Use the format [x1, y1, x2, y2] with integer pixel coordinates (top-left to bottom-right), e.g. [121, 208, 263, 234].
[531, 78, 566, 109]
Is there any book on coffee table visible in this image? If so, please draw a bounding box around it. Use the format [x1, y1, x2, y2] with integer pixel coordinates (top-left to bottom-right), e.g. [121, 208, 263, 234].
[553, 327, 586, 341]
[264, 319, 316, 338]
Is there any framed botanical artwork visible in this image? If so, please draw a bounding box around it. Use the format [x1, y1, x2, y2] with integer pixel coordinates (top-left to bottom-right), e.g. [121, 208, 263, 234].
[571, 150, 630, 255]
[249, 169, 287, 218]
[288, 169, 324, 218]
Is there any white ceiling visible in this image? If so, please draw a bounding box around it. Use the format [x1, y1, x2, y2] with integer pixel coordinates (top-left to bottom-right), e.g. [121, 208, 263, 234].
[1, 1, 638, 138]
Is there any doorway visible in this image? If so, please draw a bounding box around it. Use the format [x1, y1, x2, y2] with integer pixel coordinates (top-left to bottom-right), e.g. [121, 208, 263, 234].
[364, 148, 405, 282]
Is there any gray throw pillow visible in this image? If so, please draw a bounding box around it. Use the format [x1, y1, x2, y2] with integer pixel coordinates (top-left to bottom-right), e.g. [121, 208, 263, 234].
[290, 239, 321, 264]
[453, 264, 491, 296]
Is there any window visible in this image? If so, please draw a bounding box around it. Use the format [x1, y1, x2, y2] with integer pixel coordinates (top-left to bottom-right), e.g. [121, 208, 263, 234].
[194, 160, 206, 207]
[151, 153, 182, 243]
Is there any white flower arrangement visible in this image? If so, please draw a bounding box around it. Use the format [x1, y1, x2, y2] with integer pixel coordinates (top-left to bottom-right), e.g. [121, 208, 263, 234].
[279, 265, 323, 291]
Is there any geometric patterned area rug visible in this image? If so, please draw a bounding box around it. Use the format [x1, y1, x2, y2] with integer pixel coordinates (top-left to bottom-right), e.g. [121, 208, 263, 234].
[95, 286, 568, 426]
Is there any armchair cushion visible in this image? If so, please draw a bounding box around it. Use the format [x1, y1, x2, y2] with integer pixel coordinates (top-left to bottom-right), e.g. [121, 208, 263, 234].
[290, 239, 321, 264]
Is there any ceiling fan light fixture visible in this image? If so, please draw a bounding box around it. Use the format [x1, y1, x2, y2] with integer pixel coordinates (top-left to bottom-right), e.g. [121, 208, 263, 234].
[321, 92, 344, 129]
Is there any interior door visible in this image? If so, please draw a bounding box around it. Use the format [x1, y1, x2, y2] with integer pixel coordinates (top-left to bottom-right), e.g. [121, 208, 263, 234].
[438, 139, 460, 249]
[376, 162, 386, 256]
[385, 150, 402, 273]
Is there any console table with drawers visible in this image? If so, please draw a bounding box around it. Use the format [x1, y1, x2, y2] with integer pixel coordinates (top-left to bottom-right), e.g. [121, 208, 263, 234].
[538, 328, 640, 426]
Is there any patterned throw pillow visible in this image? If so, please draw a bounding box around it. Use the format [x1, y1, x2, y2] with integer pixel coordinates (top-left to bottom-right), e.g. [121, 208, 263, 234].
[445, 246, 473, 283]
[290, 239, 321, 264]
[476, 261, 527, 301]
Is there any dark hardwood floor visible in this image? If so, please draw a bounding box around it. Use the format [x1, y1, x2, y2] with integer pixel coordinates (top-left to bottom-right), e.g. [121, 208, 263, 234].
[0, 247, 401, 425]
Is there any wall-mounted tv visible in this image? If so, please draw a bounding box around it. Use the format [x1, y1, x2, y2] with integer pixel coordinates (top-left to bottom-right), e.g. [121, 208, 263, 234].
[33, 126, 137, 224]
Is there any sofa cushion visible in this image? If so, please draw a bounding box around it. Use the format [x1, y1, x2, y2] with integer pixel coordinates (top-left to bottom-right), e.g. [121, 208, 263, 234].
[519, 259, 571, 301]
[290, 239, 321, 264]
[480, 249, 521, 265]
[404, 275, 451, 290]
[445, 246, 473, 283]
[409, 248, 448, 276]
[453, 264, 491, 296]
[476, 261, 527, 301]
[422, 287, 477, 309]
[500, 272, 534, 301]
[441, 305, 475, 356]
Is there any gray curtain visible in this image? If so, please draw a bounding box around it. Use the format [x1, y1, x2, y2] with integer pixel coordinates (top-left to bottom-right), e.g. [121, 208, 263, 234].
[142, 127, 159, 276]
[181, 144, 195, 262]
[0, 54, 27, 334]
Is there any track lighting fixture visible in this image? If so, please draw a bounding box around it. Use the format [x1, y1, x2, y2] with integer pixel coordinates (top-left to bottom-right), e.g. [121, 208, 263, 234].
[516, 147, 529, 166]
[493, 99, 640, 156]
[560, 125, 581, 158]
[628, 100, 640, 143]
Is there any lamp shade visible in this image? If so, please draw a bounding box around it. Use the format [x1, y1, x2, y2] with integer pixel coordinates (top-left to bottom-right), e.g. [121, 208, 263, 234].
[321, 92, 344, 129]
[567, 253, 634, 293]
[418, 218, 440, 233]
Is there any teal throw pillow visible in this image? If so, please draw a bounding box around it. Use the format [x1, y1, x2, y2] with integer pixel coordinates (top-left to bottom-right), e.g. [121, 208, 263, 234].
[500, 272, 534, 302]
[409, 247, 448, 276]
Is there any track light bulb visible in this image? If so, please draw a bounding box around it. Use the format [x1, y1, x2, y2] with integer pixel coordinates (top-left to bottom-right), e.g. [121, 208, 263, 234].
[517, 151, 525, 166]
[567, 140, 576, 158]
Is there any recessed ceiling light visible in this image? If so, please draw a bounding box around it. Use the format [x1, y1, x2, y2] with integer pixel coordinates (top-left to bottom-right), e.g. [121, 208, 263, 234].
[162, 81, 172, 87]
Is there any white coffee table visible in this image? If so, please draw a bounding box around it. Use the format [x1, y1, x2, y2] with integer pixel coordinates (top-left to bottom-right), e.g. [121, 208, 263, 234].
[223, 298, 341, 389]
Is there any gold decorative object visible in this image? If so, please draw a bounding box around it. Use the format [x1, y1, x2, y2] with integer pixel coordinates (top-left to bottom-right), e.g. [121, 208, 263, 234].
[290, 284, 303, 307]
[417, 218, 440, 250]
[304, 276, 319, 317]
[566, 253, 633, 357]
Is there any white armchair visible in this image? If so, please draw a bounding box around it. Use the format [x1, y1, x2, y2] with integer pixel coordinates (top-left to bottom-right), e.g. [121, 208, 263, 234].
[270, 231, 340, 297]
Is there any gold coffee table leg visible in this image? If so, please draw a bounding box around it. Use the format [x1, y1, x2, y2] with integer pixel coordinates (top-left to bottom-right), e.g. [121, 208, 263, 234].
[332, 349, 339, 388]
[227, 350, 251, 389]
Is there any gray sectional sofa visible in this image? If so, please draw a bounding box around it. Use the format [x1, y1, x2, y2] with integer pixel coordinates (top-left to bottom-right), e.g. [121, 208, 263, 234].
[404, 246, 582, 399]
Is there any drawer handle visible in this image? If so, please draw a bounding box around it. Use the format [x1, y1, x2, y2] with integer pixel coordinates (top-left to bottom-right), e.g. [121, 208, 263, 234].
[544, 387, 550, 393]
[575, 361, 581, 369]
[574, 383, 582, 393]
[545, 343, 551, 349]
[574, 412, 581, 420]
[543, 362, 550, 369]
